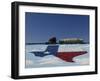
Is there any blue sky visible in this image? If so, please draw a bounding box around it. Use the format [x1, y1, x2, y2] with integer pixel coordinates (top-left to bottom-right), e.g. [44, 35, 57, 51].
[25, 12, 89, 43]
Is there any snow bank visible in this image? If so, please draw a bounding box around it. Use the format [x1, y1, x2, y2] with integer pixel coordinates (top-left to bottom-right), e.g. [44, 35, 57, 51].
[25, 44, 89, 68]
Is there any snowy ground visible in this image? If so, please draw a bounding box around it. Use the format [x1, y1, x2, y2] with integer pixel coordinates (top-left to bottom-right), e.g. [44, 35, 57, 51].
[25, 44, 89, 68]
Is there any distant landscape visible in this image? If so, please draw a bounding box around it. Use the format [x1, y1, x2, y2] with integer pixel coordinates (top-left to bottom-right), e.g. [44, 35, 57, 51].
[26, 37, 89, 45]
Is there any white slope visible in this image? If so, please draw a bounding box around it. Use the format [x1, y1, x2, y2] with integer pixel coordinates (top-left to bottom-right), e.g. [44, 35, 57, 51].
[25, 44, 89, 68]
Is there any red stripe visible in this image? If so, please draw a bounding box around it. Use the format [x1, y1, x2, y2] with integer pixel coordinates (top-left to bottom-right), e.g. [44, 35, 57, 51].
[56, 51, 87, 62]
